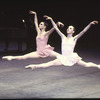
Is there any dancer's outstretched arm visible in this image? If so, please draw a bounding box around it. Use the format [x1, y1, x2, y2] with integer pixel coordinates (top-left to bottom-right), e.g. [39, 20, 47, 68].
[74, 21, 98, 40]
[46, 21, 64, 36]
[44, 15, 66, 39]
[29, 10, 40, 34]
[30, 11, 64, 36]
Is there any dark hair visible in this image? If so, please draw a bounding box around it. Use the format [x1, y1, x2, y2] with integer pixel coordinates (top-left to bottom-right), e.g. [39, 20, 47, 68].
[73, 27, 76, 32]
[43, 22, 48, 30]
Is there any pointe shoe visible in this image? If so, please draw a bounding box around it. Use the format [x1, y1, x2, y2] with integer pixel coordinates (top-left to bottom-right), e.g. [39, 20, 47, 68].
[25, 65, 30, 69]
[2, 56, 13, 61]
[25, 65, 37, 70]
[2, 56, 6, 59]
[97, 65, 100, 69]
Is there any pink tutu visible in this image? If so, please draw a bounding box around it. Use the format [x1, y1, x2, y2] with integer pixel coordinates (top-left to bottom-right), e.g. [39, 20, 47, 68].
[36, 44, 54, 58]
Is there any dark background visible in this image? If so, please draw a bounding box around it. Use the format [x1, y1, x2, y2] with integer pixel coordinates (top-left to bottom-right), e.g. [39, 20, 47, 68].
[0, 0, 100, 54]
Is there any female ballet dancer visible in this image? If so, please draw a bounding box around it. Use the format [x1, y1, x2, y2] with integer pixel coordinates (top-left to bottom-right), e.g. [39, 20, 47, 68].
[2, 11, 64, 61]
[25, 15, 100, 70]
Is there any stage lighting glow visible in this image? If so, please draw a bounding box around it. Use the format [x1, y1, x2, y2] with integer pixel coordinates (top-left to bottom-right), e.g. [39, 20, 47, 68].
[22, 19, 25, 23]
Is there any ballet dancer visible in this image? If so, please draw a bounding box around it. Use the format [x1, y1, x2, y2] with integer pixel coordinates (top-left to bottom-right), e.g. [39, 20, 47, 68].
[25, 15, 100, 70]
[2, 11, 64, 61]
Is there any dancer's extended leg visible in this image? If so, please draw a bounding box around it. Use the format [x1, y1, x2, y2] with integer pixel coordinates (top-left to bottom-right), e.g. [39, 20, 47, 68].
[2, 51, 40, 61]
[77, 60, 100, 68]
[25, 59, 62, 70]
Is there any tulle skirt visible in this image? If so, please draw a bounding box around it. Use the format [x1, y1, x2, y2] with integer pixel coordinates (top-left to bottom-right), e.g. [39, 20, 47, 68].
[36, 44, 54, 58]
[57, 52, 82, 66]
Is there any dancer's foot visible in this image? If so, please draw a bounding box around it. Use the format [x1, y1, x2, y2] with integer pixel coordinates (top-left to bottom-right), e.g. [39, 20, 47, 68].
[97, 65, 100, 69]
[2, 56, 13, 61]
[25, 65, 37, 70]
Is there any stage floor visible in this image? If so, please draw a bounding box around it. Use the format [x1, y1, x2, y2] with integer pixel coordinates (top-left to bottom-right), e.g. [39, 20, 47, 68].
[0, 50, 100, 99]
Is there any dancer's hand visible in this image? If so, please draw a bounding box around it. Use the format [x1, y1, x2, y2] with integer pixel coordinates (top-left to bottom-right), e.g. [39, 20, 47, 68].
[44, 15, 64, 27]
[90, 21, 99, 25]
[57, 21, 64, 27]
[29, 10, 36, 14]
[43, 15, 52, 20]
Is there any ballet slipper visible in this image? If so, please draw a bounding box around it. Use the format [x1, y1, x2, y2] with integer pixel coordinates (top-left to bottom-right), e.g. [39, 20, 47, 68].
[25, 65, 37, 70]
[25, 65, 31, 69]
[2, 56, 13, 61]
[97, 65, 100, 69]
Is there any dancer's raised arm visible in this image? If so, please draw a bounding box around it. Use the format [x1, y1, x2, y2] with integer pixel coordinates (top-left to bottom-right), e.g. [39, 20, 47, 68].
[46, 21, 64, 36]
[74, 21, 98, 40]
[44, 15, 65, 39]
[29, 10, 40, 34]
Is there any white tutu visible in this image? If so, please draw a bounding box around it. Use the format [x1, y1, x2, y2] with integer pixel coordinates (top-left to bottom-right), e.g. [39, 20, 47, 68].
[57, 52, 82, 66]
